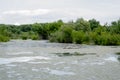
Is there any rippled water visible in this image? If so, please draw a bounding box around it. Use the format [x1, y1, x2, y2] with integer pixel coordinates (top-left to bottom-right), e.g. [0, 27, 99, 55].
[0, 40, 120, 80]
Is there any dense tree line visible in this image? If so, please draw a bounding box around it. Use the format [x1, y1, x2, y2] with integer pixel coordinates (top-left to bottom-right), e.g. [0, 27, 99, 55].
[0, 18, 120, 45]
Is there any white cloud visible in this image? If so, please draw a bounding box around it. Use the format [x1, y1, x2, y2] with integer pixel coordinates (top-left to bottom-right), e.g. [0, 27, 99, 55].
[0, 0, 120, 24]
[0, 8, 120, 24]
[3, 9, 51, 16]
[14, 22, 20, 25]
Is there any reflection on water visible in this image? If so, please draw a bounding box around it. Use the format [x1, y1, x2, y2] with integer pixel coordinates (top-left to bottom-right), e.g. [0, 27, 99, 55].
[0, 40, 120, 80]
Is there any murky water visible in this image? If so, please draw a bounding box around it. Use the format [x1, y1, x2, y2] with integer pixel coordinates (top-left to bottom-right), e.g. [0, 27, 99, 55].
[0, 40, 120, 80]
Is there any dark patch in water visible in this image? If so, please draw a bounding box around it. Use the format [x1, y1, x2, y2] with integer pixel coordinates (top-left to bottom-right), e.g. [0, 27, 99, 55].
[115, 52, 120, 62]
[115, 52, 120, 55]
[111, 46, 118, 48]
[117, 56, 120, 62]
[54, 52, 73, 57]
[53, 52, 96, 57]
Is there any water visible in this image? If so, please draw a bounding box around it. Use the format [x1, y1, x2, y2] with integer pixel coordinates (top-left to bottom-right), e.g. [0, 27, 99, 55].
[0, 40, 120, 80]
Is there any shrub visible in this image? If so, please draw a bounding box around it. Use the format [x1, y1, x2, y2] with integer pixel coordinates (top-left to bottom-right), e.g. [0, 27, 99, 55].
[0, 35, 10, 42]
[72, 30, 85, 44]
[20, 32, 28, 40]
[49, 31, 63, 42]
[31, 34, 39, 40]
[22, 35, 27, 40]
[50, 24, 73, 43]
[92, 32, 120, 45]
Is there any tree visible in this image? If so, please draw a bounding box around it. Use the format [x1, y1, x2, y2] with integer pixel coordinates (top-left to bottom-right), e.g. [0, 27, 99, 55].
[50, 24, 73, 43]
[110, 19, 120, 34]
[75, 18, 91, 32]
[89, 19, 100, 30]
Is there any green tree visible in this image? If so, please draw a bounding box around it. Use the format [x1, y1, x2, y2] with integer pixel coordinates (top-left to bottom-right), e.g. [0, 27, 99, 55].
[50, 24, 73, 43]
[110, 19, 120, 34]
[75, 18, 91, 32]
[89, 19, 100, 30]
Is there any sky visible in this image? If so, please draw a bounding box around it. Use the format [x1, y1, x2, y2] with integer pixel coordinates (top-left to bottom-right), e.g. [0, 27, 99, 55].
[0, 0, 120, 25]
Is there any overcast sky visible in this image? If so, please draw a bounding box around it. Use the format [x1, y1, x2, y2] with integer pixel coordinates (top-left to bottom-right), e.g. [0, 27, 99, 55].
[0, 0, 120, 25]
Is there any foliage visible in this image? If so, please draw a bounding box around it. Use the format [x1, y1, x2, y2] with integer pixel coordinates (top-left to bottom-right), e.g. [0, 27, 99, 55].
[109, 19, 120, 34]
[72, 30, 85, 44]
[31, 34, 39, 40]
[0, 18, 120, 45]
[21, 32, 28, 40]
[50, 24, 73, 43]
[0, 35, 10, 42]
[0, 25, 10, 42]
[89, 19, 100, 30]
[74, 18, 91, 32]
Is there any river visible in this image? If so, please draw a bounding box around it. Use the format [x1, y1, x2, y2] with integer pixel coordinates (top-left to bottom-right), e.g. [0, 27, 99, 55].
[0, 40, 120, 80]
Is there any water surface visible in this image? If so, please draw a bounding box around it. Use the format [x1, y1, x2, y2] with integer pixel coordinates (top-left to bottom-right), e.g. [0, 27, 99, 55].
[0, 40, 120, 80]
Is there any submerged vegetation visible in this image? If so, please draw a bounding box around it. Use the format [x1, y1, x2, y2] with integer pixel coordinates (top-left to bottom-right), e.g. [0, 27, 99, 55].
[115, 52, 120, 62]
[53, 52, 96, 57]
[0, 18, 120, 45]
[115, 52, 120, 55]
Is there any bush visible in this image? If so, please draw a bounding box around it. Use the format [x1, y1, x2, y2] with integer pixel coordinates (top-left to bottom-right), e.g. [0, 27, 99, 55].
[92, 32, 120, 45]
[31, 34, 39, 40]
[107, 34, 120, 45]
[20, 32, 28, 40]
[50, 24, 73, 43]
[22, 35, 27, 40]
[0, 35, 10, 42]
[50, 31, 64, 42]
[72, 30, 85, 44]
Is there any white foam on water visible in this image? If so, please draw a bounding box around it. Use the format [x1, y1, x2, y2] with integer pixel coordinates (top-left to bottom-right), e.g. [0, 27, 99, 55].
[81, 61, 105, 66]
[104, 56, 118, 62]
[90, 62, 105, 65]
[0, 56, 51, 65]
[54, 62, 65, 65]
[32, 68, 39, 72]
[7, 51, 34, 55]
[50, 70, 75, 76]
[28, 62, 49, 64]
[6, 64, 17, 67]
